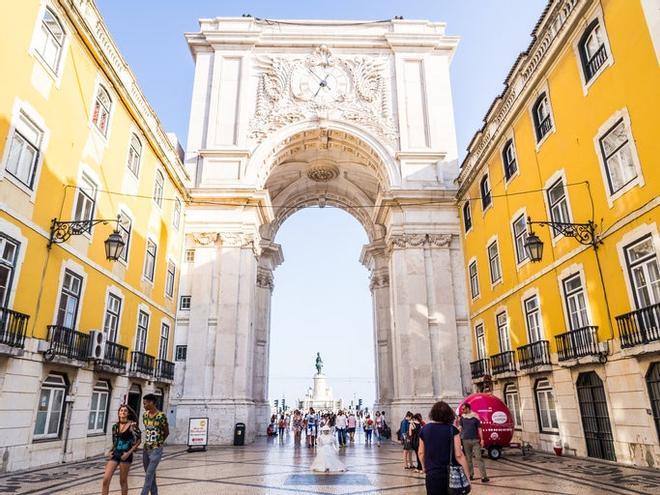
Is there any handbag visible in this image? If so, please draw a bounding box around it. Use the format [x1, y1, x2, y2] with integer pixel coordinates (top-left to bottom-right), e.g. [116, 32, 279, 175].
[448, 426, 471, 495]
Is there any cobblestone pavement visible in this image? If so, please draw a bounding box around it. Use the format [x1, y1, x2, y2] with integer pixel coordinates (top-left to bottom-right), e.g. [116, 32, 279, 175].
[2, 434, 660, 494]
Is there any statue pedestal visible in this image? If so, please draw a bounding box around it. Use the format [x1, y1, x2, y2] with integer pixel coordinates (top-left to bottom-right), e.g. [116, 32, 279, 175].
[302, 372, 337, 411]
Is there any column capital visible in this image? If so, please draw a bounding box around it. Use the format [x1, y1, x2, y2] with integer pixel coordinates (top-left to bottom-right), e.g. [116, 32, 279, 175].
[369, 270, 390, 291]
[256, 266, 274, 291]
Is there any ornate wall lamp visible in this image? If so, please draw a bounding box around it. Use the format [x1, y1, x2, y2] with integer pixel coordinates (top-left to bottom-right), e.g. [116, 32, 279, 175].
[524, 217, 600, 262]
[48, 216, 125, 261]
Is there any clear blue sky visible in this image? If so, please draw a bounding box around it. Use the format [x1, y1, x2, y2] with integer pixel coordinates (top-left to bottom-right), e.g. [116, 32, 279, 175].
[97, 0, 547, 409]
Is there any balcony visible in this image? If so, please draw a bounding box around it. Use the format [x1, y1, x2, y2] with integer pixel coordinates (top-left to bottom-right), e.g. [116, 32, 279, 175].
[0, 307, 29, 354]
[517, 340, 551, 371]
[585, 44, 608, 81]
[96, 340, 128, 373]
[555, 325, 600, 363]
[470, 358, 490, 380]
[154, 359, 175, 382]
[491, 351, 516, 376]
[129, 351, 155, 378]
[45, 325, 90, 364]
[616, 303, 660, 354]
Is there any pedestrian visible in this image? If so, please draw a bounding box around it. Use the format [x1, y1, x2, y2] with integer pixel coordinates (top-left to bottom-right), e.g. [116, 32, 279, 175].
[101, 404, 141, 495]
[335, 409, 348, 447]
[400, 411, 414, 469]
[364, 414, 374, 444]
[458, 402, 489, 482]
[278, 414, 286, 437]
[306, 407, 317, 447]
[347, 411, 357, 443]
[409, 413, 423, 473]
[292, 410, 303, 444]
[141, 393, 169, 495]
[418, 401, 470, 495]
[375, 411, 384, 447]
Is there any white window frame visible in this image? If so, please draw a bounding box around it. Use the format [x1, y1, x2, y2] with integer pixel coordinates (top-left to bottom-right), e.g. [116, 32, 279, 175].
[511, 210, 530, 268]
[468, 258, 480, 300]
[572, 5, 614, 94]
[504, 382, 522, 430]
[501, 134, 519, 186]
[135, 308, 150, 353]
[33, 373, 67, 440]
[522, 289, 544, 343]
[72, 172, 98, 237]
[175, 345, 187, 361]
[51, 260, 86, 330]
[462, 201, 473, 235]
[528, 84, 556, 150]
[557, 266, 592, 332]
[153, 169, 165, 208]
[56, 268, 84, 329]
[158, 320, 170, 361]
[173, 198, 182, 230]
[624, 234, 660, 309]
[102, 289, 122, 343]
[117, 208, 133, 266]
[90, 83, 113, 138]
[487, 237, 502, 286]
[0, 220, 27, 310]
[28, 3, 70, 84]
[593, 108, 644, 207]
[179, 295, 191, 311]
[0, 234, 21, 308]
[88, 380, 110, 434]
[535, 378, 559, 433]
[546, 176, 572, 239]
[616, 224, 660, 312]
[496, 310, 511, 352]
[185, 249, 195, 263]
[475, 322, 487, 360]
[480, 174, 492, 213]
[165, 260, 176, 298]
[0, 99, 50, 200]
[126, 132, 142, 178]
[143, 238, 157, 283]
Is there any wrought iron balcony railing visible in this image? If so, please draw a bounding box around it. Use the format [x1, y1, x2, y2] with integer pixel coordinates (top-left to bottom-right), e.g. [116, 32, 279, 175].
[46, 325, 90, 361]
[616, 303, 660, 349]
[585, 44, 608, 81]
[470, 358, 490, 380]
[0, 307, 29, 349]
[491, 350, 516, 375]
[536, 116, 552, 140]
[101, 340, 128, 371]
[155, 359, 175, 381]
[555, 325, 599, 361]
[517, 340, 551, 369]
[130, 351, 155, 376]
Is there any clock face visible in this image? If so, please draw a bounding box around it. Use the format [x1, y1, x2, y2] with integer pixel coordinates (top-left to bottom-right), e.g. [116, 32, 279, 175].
[291, 65, 350, 104]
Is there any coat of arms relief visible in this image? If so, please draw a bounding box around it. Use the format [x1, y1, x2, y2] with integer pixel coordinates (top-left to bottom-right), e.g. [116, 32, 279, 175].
[249, 46, 398, 146]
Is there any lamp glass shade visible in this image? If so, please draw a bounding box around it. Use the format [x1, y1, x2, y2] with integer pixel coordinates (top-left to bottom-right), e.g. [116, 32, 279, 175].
[104, 230, 125, 261]
[524, 232, 544, 262]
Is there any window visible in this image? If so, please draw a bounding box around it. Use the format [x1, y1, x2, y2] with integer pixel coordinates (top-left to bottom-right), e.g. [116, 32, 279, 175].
[5, 112, 43, 189]
[127, 133, 142, 177]
[179, 295, 191, 310]
[91, 85, 112, 136]
[535, 378, 559, 433]
[562, 274, 589, 330]
[88, 381, 110, 434]
[532, 93, 553, 142]
[185, 249, 195, 263]
[468, 261, 479, 299]
[480, 175, 492, 210]
[165, 262, 176, 298]
[103, 293, 121, 342]
[35, 8, 65, 73]
[0, 235, 20, 307]
[496, 311, 511, 352]
[579, 20, 608, 82]
[475, 323, 486, 359]
[502, 140, 518, 181]
[143, 240, 156, 282]
[504, 383, 522, 429]
[488, 241, 502, 284]
[599, 119, 637, 194]
[175, 345, 187, 361]
[153, 170, 164, 207]
[158, 322, 170, 361]
[117, 212, 131, 263]
[625, 235, 660, 308]
[56, 269, 82, 328]
[513, 214, 529, 264]
[34, 374, 67, 439]
[73, 174, 97, 230]
[524, 295, 543, 343]
[135, 311, 149, 353]
[547, 178, 570, 236]
[462, 202, 472, 232]
[173, 198, 182, 229]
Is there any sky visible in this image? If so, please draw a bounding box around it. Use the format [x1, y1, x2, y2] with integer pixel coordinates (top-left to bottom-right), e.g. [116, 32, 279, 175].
[96, 0, 548, 409]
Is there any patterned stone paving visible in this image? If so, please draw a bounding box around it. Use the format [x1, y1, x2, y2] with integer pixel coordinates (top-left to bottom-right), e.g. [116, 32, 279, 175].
[2, 433, 660, 494]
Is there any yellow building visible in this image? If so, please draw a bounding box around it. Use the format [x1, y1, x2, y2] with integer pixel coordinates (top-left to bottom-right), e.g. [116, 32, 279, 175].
[0, 0, 188, 470]
[456, 0, 660, 466]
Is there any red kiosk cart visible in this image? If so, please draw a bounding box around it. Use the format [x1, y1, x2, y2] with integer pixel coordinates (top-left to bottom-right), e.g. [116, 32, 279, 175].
[457, 393, 515, 460]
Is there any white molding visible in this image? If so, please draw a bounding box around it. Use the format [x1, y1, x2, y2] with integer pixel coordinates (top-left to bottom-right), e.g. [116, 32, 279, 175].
[528, 82, 556, 151]
[510, 206, 530, 270]
[486, 234, 503, 287]
[135, 302, 151, 351]
[479, 172, 493, 217]
[571, 3, 614, 95]
[102, 284, 124, 341]
[493, 306, 511, 352]
[520, 287, 544, 343]
[543, 168, 573, 246]
[116, 203, 135, 268]
[51, 258, 88, 329]
[592, 107, 644, 207]
[555, 263, 593, 333]
[0, 218, 29, 310]
[500, 131, 520, 189]
[28, 0, 71, 88]
[467, 255, 480, 301]
[615, 222, 660, 311]
[473, 319, 486, 360]
[640, 0, 660, 65]
[88, 75, 116, 145]
[142, 236, 158, 285]
[70, 163, 101, 243]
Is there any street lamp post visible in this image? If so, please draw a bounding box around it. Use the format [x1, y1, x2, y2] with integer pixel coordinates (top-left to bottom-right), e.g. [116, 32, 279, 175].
[524, 217, 599, 262]
[48, 216, 125, 261]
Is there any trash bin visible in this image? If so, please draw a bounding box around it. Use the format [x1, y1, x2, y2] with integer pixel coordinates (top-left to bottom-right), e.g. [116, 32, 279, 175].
[233, 422, 246, 446]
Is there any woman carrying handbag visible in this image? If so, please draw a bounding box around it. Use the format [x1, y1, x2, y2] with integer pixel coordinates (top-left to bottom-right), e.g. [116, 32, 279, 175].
[418, 401, 471, 495]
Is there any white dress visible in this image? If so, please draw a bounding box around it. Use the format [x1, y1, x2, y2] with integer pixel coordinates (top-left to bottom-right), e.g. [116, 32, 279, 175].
[311, 428, 347, 472]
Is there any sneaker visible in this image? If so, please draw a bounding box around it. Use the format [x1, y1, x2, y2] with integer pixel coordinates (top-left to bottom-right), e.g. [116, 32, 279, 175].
[481, 477, 490, 483]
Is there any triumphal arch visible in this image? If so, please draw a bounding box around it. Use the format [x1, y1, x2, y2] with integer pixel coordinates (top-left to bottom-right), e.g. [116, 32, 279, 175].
[172, 17, 471, 444]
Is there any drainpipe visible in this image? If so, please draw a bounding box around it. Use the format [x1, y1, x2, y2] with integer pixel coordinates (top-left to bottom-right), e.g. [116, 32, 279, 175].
[61, 395, 75, 463]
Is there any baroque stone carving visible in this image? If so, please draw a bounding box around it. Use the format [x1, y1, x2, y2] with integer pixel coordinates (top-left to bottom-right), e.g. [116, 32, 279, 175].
[219, 233, 257, 249]
[427, 234, 453, 247]
[306, 162, 339, 182]
[256, 267, 274, 290]
[249, 46, 397, 145]
[191, 232, 219, 246]
[369, 272, 390, 291]
[389, 233, 453, 249]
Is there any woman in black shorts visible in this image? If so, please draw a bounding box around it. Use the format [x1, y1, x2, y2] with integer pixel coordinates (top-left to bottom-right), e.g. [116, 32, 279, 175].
[102, 404, 141, 495]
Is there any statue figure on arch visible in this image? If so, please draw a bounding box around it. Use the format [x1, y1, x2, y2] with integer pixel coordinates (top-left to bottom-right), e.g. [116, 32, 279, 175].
[315, 352, 323, 375]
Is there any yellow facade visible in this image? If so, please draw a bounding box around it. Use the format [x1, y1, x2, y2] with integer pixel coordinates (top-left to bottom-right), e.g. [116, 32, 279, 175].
[0, 0, 187, 469]
[457, 0, 660, 466]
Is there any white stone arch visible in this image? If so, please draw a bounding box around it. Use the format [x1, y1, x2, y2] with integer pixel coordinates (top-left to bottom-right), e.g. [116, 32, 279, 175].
[246, 119, 401, 190]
